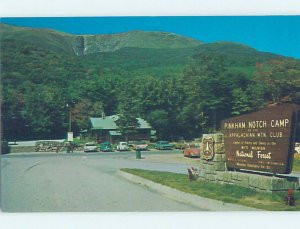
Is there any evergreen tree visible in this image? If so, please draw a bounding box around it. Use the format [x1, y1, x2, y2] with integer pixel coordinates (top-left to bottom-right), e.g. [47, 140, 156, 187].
[116, 86, 140, 142]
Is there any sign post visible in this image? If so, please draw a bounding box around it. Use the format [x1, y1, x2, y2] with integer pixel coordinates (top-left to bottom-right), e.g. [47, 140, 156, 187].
[67, 132, 73, 142]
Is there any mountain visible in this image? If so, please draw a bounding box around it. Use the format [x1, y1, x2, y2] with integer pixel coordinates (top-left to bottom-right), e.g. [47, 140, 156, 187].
[0, 22, 289, 79]
[0, 23, 75, 54]
[0, 23, 203, 55]
[77, 30, 203, 55]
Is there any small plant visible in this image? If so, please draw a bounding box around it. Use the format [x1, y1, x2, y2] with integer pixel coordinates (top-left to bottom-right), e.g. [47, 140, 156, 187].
[285, 189, 297, 206]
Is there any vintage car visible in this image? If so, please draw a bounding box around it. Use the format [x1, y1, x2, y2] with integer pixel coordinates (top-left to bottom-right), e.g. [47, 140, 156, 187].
[99, 141, 113, 152]
[134, 141, 149, 151]
[84, 142, 98, 152]
[117, 142, 130, 151]
[183, 144, 200, 158]
[154, 141, 174, 150]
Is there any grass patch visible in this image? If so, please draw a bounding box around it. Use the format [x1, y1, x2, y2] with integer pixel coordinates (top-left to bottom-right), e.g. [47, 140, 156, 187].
[121, 168, 300, 211]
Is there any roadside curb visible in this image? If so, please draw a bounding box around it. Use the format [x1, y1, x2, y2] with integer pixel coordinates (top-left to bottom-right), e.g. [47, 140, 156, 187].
[117, 170, 260, 211]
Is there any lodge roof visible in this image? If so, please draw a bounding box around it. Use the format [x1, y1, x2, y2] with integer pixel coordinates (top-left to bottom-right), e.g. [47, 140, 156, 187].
[90, 115, 152, 130]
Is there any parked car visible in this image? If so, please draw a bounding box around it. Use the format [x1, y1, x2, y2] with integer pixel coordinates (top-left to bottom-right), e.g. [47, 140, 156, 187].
[154, 141, 174, 150]
[99, 141, 113, 152]
[134, 141, 149, 151]
[117, 142, 129, 151]
[295, 143, 300, 154]
[84, 142, 98, 152]
[183, 144, 200, 158]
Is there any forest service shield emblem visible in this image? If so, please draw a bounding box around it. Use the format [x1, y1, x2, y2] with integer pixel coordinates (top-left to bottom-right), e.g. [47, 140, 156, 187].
[202, 136, 214, 160]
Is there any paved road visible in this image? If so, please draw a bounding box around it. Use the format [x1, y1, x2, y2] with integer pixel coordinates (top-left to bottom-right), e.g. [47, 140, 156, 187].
[1, 151, 203, 212]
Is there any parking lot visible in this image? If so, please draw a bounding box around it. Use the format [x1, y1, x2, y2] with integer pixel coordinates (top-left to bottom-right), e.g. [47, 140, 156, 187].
[0, 149, 203, 212]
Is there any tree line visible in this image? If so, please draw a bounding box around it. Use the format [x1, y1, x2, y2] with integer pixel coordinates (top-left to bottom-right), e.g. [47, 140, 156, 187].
[2, 41, 300, 141]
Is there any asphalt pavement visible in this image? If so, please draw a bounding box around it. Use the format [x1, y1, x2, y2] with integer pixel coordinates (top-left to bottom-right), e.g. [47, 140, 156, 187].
[0, 150, 203, 212]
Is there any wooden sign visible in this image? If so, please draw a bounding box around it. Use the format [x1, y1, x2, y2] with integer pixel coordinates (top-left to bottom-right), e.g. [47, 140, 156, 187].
[222, 104, 299, 174]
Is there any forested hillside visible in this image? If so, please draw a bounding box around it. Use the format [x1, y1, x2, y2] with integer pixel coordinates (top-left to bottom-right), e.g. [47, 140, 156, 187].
[1, 23, 300, 140]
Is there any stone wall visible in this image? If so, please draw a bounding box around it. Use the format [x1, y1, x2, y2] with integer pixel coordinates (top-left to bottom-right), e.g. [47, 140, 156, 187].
[198, 133, 299, 192]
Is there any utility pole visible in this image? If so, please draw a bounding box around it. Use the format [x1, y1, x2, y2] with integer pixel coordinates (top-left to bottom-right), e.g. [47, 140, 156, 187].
[69, 104, 72, 132]
[66, 103, 72, 132]
[66, 103, 73, 143]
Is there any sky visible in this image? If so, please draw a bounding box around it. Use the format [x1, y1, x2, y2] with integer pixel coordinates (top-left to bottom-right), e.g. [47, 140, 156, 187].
[1, 16, 300, 59]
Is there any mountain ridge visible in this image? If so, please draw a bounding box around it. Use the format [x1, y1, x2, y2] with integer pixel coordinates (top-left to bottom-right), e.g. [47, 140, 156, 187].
[0, 23, 203, 56]
[0, 22, 290, 79]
